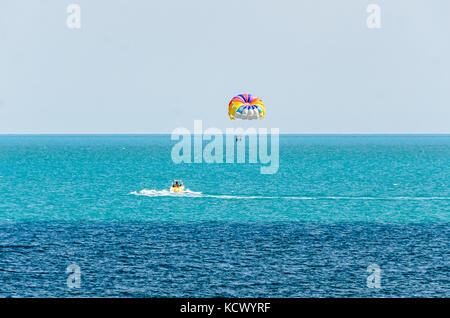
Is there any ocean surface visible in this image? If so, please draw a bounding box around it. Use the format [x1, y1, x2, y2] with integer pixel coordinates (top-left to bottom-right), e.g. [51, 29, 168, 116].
[0, 135, 449, 297]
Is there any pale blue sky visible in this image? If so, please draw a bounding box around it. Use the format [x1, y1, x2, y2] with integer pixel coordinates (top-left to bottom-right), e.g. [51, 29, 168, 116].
[1, 0, 449, 133]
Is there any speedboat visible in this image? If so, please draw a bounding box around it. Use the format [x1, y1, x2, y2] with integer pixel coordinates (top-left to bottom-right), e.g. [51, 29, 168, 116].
[170, 179, 184, 193]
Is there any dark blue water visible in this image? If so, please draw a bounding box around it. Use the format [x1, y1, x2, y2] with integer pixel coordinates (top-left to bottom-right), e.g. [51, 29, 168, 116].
[0, 135, 449, 297]
[1, 222, 448, 297]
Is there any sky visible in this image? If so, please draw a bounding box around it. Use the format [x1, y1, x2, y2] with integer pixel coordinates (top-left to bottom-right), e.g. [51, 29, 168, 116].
[0, 0, 449, 134]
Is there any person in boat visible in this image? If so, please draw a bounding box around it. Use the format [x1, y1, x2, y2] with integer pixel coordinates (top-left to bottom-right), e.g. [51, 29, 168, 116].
[173, 180, 183, 188]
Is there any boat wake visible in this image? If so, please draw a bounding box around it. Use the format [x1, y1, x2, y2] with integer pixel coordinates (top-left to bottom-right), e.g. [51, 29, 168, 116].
[130, 189, 203, 197]
[130, 189, 450, 201]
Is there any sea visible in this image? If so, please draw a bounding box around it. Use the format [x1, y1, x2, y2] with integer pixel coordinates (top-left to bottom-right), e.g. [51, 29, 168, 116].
[0, 135, 448, 297]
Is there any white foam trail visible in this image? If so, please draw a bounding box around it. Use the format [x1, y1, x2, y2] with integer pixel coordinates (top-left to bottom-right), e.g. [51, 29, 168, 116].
[130, 189, 450, 201]
[130, 189, 203, 197]
[284, 196, 450, 201]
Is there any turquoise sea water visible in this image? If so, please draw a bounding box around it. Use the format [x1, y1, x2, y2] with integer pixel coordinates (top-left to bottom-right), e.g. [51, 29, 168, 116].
[0, 135, 449, 297]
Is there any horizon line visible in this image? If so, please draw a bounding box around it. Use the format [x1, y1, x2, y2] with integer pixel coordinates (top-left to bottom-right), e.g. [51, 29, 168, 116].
[0, 133, 449, 136]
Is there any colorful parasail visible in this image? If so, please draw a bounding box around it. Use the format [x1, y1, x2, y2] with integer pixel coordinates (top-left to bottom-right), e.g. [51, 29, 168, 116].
[228, 94, 265, 120]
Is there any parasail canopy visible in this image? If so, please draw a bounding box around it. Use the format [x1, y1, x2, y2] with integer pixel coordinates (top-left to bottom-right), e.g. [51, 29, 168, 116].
[228, 94, 265, 120]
